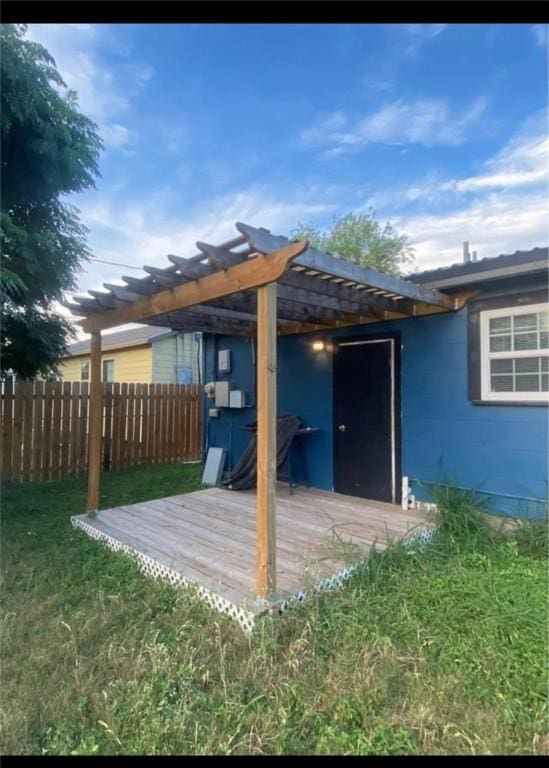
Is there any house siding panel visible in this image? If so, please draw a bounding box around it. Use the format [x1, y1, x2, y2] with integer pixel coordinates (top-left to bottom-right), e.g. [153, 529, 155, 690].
[59, 346, 152, 384]
[152, 336, 177, 384]
[152, 333, 200, 384]
[204, 306, 547, 519]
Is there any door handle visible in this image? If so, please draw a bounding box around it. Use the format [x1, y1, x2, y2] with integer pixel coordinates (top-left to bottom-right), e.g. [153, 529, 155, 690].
[338, 424, 347, 432]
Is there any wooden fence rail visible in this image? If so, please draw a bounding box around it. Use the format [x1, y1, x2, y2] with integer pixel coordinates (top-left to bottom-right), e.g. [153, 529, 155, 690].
[0, 380, 203, 483]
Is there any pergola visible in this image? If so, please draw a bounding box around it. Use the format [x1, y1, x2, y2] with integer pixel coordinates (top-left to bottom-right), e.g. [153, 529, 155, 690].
[67, 222, 458, 600]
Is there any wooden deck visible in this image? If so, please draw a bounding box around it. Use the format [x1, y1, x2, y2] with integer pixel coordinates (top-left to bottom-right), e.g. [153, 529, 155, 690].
[72, 485, 431, 630]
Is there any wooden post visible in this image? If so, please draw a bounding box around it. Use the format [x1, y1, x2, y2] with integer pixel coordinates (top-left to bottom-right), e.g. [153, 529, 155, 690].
[256, 281, 277, 599]
[87, 330, 102, 515]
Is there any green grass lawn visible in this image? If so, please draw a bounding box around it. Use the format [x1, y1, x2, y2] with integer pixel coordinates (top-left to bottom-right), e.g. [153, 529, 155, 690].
[1, 464, 547, 755]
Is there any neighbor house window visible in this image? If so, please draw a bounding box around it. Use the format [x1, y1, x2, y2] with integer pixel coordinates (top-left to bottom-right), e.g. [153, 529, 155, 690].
[480, 303, 548, 402]
[102, 359, 115, 383]
[81, 360, 90, 381]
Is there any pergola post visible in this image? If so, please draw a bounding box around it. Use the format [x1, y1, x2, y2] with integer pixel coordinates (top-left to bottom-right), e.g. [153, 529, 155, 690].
[87, 330, 102, 516]
[256, 281, 277, 599]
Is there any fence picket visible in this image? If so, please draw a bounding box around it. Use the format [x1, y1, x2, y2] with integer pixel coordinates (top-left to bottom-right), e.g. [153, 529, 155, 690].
[50, 381, 62, 480]
[32, 381, 44, 481]
[111, 383, 121, 470]
[22, 381, 34, 482]
[80, 382, 89, 473]
[103, 382, 113, 471]
[70, 381, 81, 477]
[194, 384, 204, 461]
[41, 381, 53, 482]
[152, 384, 161, 464]
[127, 383, 135, 467]
[119, 383, 128, 469]
[134, 384, 145, 466]
[60, 381, 72, 478]
[1, 380, 14, 480]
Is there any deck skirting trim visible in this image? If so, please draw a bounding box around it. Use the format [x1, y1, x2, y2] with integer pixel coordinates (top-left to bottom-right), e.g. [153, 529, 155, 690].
[71, 516, 257, 634]
[272, 526, 437, 617]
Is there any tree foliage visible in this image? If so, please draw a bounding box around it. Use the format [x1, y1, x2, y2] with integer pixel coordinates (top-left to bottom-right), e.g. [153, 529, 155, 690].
[1, 23, 102, 379]
[291, 210, 414, 275]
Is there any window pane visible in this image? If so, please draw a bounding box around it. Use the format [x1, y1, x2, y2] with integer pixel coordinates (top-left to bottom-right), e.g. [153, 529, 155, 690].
[490, 335, 512, 352]
[491, 359, 513, 374]
[490, 316, 511, 333]
[515, 357, 539, 374]
[81, 361, 89, 381]
[540, 331, 548, 349]
[515, 374, 540, 392]
[540, 312, 548, 330]
[542, 374, 549, 392]
[513, 332, 537, 351]
[102, 360, 115, 383]
[491, 375, 513, 392]
[513, 313, 537, 332]
[542, 358, 549, 373]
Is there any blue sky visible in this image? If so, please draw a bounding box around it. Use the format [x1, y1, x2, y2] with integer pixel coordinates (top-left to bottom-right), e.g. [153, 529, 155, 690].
[27, 23, 548, 329]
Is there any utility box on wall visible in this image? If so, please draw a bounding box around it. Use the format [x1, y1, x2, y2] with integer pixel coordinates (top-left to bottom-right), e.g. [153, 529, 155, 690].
[218, 349, 231, 373]
[214, 380, 230, 407]
[229, 390, 247, 408]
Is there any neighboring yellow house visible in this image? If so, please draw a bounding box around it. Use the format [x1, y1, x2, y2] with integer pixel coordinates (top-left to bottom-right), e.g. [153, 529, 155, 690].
[59, 325, 201, 384]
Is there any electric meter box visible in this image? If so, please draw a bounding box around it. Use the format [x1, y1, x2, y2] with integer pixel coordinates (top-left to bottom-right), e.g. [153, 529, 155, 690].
[218, 349, 231, 373]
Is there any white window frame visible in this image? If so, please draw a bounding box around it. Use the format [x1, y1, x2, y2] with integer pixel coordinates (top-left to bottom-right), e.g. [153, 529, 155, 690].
[81, 359, 90, 381]
[102, 358, 115, 383]
[480, 302, 548, 403]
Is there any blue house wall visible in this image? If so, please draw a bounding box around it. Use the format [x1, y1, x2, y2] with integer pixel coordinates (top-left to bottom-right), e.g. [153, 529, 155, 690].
[204, 307, 548, 519]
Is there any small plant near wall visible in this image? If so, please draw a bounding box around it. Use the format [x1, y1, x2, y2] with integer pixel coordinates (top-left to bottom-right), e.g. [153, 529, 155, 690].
[430, 484, 496, 550]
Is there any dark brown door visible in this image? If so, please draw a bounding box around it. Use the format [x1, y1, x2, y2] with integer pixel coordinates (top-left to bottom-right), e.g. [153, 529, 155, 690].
[333, 338, 399, 503]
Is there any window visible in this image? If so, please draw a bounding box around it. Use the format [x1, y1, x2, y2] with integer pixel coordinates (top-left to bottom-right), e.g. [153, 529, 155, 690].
[480, 303, 548, 402]
[81, 360, 90, 381]
[102, 359, 115, 383]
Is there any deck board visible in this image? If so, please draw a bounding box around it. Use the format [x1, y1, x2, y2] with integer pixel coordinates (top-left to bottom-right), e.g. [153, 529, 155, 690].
[73, 485, 431, 618]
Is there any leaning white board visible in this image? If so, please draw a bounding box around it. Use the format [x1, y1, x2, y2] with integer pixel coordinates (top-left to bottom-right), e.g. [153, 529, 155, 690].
[202, 447, 227, 486]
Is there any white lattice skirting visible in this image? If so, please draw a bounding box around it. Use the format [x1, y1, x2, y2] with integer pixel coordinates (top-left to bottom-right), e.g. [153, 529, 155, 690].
[71, 516, 257, 633]
[71, 517, 437, 635]
[271, 526, 437, 618]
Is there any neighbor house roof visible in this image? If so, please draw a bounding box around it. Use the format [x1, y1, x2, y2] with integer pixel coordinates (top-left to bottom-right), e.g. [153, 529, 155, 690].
[410, 246, 548, 290]
[65, 325, 174, 357]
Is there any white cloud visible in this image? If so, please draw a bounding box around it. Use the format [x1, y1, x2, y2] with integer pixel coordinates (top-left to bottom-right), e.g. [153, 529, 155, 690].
[365, 111, 548, 207]
[401, 24, 447, 56]
[531, 24, 548, 48]
[301, 96, 488, 151]
[26, 24, 152, 152]
[447, 135, 549, 193]
[71, 186, 331, 297]
[101, 123, 133, 148]
[358, 112, 549, 270]
[398, 189, 548, 270]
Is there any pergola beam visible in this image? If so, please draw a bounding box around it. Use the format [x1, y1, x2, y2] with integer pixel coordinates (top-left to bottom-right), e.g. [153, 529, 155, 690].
[80, 240, 308, 333]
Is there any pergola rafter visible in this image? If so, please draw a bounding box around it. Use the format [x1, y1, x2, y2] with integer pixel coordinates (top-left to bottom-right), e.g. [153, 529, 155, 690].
[67, 221, 459, 601]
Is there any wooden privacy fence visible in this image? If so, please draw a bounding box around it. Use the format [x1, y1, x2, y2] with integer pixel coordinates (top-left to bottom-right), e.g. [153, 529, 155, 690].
[1, 380, 203, 483]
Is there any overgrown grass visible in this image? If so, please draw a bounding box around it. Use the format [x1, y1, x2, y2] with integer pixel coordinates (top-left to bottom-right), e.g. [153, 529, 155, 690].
[1, 466, 547, 755]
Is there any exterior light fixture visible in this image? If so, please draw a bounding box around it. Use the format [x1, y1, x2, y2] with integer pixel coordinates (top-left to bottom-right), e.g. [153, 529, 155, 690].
[312, 339, 325, 352]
